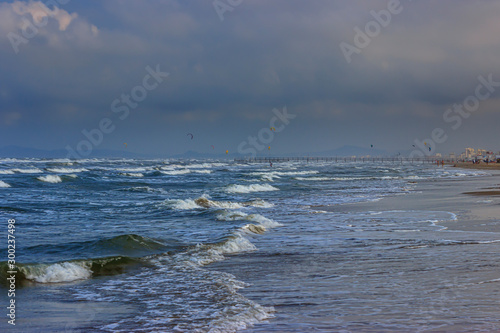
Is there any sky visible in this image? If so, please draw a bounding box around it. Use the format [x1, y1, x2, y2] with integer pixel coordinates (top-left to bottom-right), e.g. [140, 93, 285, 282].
[1, 0, 500, 157]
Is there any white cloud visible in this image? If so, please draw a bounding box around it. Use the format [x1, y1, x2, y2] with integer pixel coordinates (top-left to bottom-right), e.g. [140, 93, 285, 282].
[0, 0, 98, 54]
[11, 1, 77, 31]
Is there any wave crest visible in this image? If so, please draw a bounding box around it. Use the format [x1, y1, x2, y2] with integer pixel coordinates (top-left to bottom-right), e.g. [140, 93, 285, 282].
[225, 184, 279, 193]
[46, 168, 88, 173]
[37, 175, 62, 183]
[0, 180, 11, 188]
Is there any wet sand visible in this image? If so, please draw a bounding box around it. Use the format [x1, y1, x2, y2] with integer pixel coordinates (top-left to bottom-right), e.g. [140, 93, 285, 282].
[451, 162, 500, 170]
[463, 190, 500, 196]
[323, 167, 500, 233]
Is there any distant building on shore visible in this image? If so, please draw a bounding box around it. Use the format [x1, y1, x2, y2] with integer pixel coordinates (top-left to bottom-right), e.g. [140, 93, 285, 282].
[465, 148, 475, 159]
[458, 147, 498, 162]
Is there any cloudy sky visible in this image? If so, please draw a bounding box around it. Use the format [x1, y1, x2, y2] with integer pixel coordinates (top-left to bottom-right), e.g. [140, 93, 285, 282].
[1, 0, 500, 157]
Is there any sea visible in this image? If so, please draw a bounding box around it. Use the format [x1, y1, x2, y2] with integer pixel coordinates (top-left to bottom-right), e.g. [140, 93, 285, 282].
[0, 158, 499, 332]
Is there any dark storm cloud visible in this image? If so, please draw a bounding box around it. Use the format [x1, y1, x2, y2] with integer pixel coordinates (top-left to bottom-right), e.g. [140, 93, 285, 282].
[1, 0, 500, 155]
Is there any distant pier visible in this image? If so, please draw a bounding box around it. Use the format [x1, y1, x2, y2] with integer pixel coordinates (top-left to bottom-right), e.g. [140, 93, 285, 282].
[234, 157, 458, 164]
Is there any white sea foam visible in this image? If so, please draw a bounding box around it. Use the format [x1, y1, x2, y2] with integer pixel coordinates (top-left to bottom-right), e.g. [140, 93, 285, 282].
[207, 303, 275, 333]
[216, 235, 257, 255]
[46, 167, 88, 173]
[116, 167, 150, 172]
[128, 186, 167, 194]
[242, 224, 267, 234]
[280, 170, 319, 176]
[245, 214, 282, 227]
[216, 211, 282, 227]
[37, 175, 63, 183]
[22, 262, 92, 283]
[0, 180, 11, 188]
[477, 278, 500, 285]
[186, 214, 281, 267]
[294, 177, 331, 181]
[216, 211, 249, 221]
[13, 168, 43, 173]
[405, 175, 424, 180]
[191, 170, 212, 174]
[329, 176, 374, 181]
[245, 199, 274, 208]
[260, 174, 280, 181]
[380, 176, 400, 180]
[184, 163, 226, 169]
[164, 197, 245, 210]
[251, 170, 319, 178]
[164, 198, 201, 210]
[180, 235, 258, 267]
[161, 169, 191, 175]
[225, 184, 279, 193]
[0, 170, 15, 174]
[120, 172, 144, 177]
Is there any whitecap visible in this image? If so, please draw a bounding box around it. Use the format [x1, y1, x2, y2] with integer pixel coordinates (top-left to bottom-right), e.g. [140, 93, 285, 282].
[0, 180, 11, 188]
[46, 167, 88, 173]
[37, 175, 63, 183]
[191, 170, 212, 174]
[21, 262, 92, 283]
[161, 169, 191, 175]
[216, 211, 282, 227]
[119, 172, 144, 177]
[163, 197, 244, 210]
[225, 184, 279, 194]
[116, 167, 149, 172]
[245, 199, 274, 208]
[13, 168, 43, 174]
[294, 177, 332, 181]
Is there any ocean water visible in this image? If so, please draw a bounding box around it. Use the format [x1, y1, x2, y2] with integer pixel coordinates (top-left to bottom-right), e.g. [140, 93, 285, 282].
[0, 159, 499, 332]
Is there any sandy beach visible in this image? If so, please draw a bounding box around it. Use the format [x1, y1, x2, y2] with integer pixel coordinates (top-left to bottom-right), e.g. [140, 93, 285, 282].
[451, 162, 500, 170]
[324, 167, 500, 233]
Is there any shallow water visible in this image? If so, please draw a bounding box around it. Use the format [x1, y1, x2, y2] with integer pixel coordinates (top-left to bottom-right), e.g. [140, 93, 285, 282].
[0, 159, 498, 332]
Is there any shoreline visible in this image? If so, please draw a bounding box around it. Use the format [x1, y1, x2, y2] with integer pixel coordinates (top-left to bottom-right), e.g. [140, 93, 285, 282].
[451, 162, 500, 170]
[322, 167, 500, 233]
[227, 165, 500, 332]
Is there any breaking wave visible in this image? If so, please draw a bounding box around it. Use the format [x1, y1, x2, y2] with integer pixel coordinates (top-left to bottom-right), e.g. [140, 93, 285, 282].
[46, 168, 88, 173]
[161, 169, 191, 175]
[294, 176, 332, 181]
[163, 197, 245, 210]
[13, 168, 43, 174]
[216, 211, 282, 228]
[163, 197, 274, 210]
[0, 180, 11, 188]
[119, 172, 144, 177]
[1, 256, 140, 285]
[37, 175, 63, 183]
[225, 184, 279, 193]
